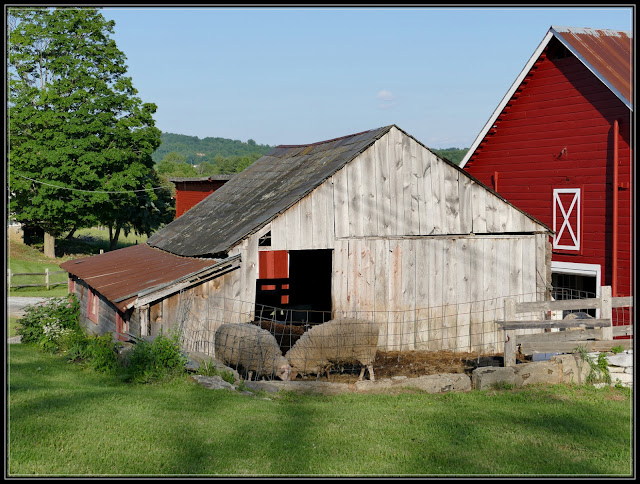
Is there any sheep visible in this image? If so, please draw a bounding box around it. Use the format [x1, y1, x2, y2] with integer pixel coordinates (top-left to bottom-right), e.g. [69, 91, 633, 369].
[284, 318, 379, 381]
[214, 323, 291, 381]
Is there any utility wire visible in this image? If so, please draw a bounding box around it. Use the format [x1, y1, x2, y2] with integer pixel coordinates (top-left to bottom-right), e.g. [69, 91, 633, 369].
[12, 174, 172, 194]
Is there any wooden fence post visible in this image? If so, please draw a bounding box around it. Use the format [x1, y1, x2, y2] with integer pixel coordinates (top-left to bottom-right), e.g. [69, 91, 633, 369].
[600, 285, 613, 340]
[504, 298, 517, 367]
[45, 268, 50, 291]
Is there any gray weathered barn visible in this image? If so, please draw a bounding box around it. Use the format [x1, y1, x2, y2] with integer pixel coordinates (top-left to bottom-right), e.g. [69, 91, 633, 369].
[62, 125, 552, 354]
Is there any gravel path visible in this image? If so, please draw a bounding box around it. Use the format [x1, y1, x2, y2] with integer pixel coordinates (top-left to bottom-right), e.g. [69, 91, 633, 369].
[8, 297, 51, 344]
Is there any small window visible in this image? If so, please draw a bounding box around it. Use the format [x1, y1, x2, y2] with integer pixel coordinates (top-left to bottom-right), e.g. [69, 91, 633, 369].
[259, 230, 272, 247]
[87, 288, 99, 324]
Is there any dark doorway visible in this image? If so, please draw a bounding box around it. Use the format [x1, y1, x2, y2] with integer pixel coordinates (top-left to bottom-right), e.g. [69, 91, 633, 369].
[288, 249, 333, 321]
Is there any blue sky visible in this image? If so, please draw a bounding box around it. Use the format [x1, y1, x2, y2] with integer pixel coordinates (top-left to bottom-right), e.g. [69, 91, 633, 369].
[101, 6, 633, 149]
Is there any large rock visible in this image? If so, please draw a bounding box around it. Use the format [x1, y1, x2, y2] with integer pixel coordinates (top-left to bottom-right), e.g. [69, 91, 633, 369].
[606, 352, 633, 368]
[551, 354, 590, 385]
[472, 366, 522, 390]
[355, 373, 471, 393]
[513, 360, 561, 386]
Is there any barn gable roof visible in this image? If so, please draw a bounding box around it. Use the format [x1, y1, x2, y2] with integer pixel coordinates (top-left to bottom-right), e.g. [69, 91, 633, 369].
[460, 25, 632, 169]
[148, 125, 394, 257]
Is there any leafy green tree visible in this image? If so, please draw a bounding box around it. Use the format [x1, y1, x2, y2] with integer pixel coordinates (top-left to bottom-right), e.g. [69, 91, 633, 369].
[99, 171, 175, 250]
[8, 7, 163, 257]
[156, 151, 198, 177]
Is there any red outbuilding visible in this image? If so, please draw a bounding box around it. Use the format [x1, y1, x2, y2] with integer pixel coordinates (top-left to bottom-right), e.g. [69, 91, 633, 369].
[168, 175, 233, 218]
[460, 26, 633, 324]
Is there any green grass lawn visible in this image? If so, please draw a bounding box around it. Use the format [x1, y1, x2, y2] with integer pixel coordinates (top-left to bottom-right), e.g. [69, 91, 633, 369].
[7, 344, 632, 477]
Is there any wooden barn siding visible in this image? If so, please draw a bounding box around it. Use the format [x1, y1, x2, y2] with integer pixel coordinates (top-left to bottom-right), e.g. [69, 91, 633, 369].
[73, 279, 140, 339]
[331, 235, 545, 353]
[270, 127, 538, 250]
[464, 50, 633, 297]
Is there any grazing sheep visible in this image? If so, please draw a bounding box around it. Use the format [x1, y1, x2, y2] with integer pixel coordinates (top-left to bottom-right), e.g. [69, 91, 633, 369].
[214, 323, 291, 381]
[285, 318, 379, 381]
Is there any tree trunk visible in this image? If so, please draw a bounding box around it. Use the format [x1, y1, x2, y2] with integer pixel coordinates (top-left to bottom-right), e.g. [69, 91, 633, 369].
[44, 231, 56, 259]
[109, 225, 122, 251]
[65, 225, 78, 240]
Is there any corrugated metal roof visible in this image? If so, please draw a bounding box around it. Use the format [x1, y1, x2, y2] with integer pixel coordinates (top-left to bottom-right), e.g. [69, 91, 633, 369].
[60, 244, 222, 311]
[148, 125, 394, 257]
[552, 26, 632, 108]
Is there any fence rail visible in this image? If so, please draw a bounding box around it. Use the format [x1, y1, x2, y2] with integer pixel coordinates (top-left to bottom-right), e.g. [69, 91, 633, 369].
[498, 286, 633, 366]
[7, 269, 67, 290]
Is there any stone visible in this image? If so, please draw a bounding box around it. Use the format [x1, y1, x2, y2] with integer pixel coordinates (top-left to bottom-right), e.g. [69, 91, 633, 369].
[471, 366, 522, 390]
[514, 361, 561, 386]
[188, 375, 236, 391]
[552, 354, 590, 385]
[606, 353, 633, 368]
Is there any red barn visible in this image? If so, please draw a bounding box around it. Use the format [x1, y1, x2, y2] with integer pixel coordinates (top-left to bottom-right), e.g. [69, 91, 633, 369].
[460, 26, 632, 322]
[168, 175, 234, 218]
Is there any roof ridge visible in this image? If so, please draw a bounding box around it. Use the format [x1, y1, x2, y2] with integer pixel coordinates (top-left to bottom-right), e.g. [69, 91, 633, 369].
[276, 125, 393, 148]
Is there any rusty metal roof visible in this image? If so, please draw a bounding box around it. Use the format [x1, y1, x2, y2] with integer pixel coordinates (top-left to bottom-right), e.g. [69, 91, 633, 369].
[552, 26, 632, 108]
[60, 244, 223, 311]
[148, 125, 394, 257]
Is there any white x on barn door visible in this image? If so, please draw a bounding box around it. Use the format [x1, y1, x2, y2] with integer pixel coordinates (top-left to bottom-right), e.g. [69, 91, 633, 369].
[553, 188, 581, 251]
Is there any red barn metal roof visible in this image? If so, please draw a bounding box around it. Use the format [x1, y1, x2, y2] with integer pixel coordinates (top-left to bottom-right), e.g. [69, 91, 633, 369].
[60, 244, 225, 311]
[552, 26, 632, 108]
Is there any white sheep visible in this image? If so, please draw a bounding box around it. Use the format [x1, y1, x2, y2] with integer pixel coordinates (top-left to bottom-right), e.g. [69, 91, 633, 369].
[214, 323, 291, 381]
[285, 318, 379, 381]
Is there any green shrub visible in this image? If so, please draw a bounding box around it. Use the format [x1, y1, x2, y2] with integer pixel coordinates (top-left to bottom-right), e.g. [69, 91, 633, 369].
[17, 295, 80, 352]
[611, 345, 625, 354]
[85, 333, 122, 374]
[124, 329, 187, 383]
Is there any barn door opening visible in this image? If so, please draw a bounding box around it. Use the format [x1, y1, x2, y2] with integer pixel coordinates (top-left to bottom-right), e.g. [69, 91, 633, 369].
[288, 249, 332, 323]
[551, 262, 600, 318]
[255, 249, 332, 324]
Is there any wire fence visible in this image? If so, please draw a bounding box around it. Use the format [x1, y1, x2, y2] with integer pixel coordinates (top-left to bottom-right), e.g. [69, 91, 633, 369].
[176, 286, 632, 381]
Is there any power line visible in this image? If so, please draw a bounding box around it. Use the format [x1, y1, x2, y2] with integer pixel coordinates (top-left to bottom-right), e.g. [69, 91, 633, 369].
[12, 174, 172, 194]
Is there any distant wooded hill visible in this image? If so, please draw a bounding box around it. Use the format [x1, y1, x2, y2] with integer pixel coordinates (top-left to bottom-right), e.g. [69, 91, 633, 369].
[431, 147, 469, 166]
[151, 132, 274, 165]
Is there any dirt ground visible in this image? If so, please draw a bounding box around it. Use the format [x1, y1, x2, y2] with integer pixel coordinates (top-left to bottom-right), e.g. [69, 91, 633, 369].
[295, 350, 531, 383]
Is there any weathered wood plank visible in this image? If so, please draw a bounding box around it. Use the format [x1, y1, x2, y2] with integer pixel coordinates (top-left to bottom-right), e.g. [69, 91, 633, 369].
[456, 238, 471, 351]
[418, 147, 434, 235]
[392, 128, 405, 235]
[414, 237, 429, 350]
[406, 136, 419, 236]
[373, 239, 390, 350]
[459, 171, 473, 234]
[360, 146, 378, 237]
[612, 296, 633, 308]
[520, 339, 632, 354]
[375, 132, 392, 236]
[468, 237, 484, 351]
[471, 182, 487, 234]
[400, 238, 416, 350]
[347, 155, 363, 238]
[517, 328, 612, 344]
[444, 165, 460, 234]
[442, 238, 456, 350]
[332, 170, 349, 239]
[389, 240, 403, 350]
[431, 157, 444, 235]
[516, 298, 601, 312]
[497, 318, 611, 330]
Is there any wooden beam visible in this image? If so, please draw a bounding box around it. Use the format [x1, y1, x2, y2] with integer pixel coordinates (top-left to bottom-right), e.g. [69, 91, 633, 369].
[497, 318, 612, 330]
[520, 339, 632, 354]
